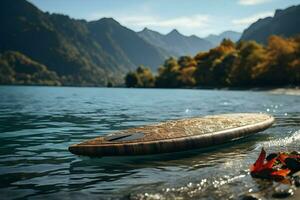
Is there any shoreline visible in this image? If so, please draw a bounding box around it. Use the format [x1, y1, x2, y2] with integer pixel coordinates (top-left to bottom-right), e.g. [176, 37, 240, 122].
[1, 84, 300, 95]
[266, 88, 300, 96]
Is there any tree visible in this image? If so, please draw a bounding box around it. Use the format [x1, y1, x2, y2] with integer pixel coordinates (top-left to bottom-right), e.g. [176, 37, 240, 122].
[136, 66, 155, 87]
[229, 41, 267, 86]
[252, 35, 298, 85]
[125, 66, 155, 88]
[125, 72, 139, 87]
[155, 57, 181, 88]
[125, 35, 300, 88]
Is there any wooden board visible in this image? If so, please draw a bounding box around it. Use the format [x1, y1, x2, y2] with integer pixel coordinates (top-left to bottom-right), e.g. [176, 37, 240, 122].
[69, 113, 274, 157]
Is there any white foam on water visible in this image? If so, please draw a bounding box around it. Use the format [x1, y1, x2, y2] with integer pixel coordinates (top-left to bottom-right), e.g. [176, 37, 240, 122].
[255, 129, 300, 149]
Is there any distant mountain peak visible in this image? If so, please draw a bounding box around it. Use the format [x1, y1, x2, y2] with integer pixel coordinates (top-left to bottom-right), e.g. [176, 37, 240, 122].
[189, 34, 200, 39]
[138, 27, 163, 37]
[221, 30, 239, 34]
[207, 33, 217, 37]
[93, 17, 120, 26]
[100, 17, 115, 21]
[140, 27, 156, 34]
[204, 30, 241, 46]
[167, 29, 182, 36]
[142, 27, 150, 32]
[138, 27, 213, 56]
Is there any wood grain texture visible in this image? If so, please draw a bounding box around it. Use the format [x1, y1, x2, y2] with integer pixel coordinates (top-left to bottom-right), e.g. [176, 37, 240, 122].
[69, 113, 274, 157]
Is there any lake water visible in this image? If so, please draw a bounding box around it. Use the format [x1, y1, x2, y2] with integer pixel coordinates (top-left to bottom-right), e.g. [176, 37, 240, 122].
[0, 86, 299, 200]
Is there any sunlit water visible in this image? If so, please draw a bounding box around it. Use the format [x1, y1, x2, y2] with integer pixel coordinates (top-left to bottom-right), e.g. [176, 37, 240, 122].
[0, 86, 299, 200]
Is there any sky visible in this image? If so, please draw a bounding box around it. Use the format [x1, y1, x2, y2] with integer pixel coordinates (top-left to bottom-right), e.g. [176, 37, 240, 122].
[29, 0, 300, 37]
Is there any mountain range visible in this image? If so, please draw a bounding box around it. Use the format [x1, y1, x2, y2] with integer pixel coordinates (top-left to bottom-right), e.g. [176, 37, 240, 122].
[1, 0, 299, 86]
[0, 0, 173, 85]
[138, 28, 211, 56]
[0, 0, 241, 86]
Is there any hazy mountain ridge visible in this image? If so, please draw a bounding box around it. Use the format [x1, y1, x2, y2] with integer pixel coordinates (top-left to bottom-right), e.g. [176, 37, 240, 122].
[138, 28, 242, 57]
[204, 31, 241, 46]
[240, 5, 300, 43]
[138, 28, 213, 56]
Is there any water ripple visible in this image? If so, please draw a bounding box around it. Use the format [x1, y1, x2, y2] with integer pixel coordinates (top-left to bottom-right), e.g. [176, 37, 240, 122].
[0, 86, 299, 199]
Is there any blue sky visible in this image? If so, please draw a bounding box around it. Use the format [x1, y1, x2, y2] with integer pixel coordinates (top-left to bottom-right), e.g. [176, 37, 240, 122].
[29, 0, 300, 37]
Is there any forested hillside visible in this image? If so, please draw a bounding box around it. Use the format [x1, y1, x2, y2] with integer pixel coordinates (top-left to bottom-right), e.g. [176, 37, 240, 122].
[0, 0, 168, 86]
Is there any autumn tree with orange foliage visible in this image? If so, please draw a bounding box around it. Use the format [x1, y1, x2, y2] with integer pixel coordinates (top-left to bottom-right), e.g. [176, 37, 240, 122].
[125, 35, 300, 88]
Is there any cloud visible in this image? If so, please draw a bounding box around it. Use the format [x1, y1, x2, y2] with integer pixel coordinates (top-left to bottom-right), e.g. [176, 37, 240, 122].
[89, 13, 210, 29]
[120, 15, 210, 29]
[238, 0, 272, 6]
[232, 11, 273, 25]
[88, 12, 211, 35]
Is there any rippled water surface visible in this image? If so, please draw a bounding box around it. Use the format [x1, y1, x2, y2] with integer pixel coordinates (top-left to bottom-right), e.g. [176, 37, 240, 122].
[0, 86, 299, 200]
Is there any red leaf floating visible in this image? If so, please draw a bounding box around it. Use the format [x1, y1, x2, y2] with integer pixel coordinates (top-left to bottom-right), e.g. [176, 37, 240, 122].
[250, 148, 298, 180]
[278, 153, 289, 164]
[250, 148, 266, 173]
[264, 157, 277, 169]
[271, 168, 291, 177]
